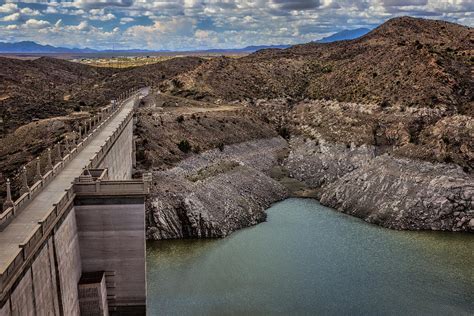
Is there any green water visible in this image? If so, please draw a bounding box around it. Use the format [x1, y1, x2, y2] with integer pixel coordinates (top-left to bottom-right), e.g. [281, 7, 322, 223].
[147, 198, 474, 315]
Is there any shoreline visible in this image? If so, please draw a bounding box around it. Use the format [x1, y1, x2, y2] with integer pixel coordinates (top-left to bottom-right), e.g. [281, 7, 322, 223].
[145, 136, 474, 240]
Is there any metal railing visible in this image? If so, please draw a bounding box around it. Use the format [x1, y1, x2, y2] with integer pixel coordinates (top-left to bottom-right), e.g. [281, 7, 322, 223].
[0, 88, 144, 300]
[0, 89, 142, 228]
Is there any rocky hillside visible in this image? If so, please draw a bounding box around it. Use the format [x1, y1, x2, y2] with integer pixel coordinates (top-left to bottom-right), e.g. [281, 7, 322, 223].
[162, 17, 473, 115]
[0, 56, 203, 132]
[134, 93, 277, 171]
[254, 99, 473, 172]
[147, 138, 288, 239]
[0, 57, 203, 203]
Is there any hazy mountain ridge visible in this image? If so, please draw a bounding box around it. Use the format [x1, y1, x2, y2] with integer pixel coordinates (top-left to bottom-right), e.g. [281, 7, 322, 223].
[0, 41, 162, 54]
[316, 28, 371, 43]
[0, 27, 372, 55]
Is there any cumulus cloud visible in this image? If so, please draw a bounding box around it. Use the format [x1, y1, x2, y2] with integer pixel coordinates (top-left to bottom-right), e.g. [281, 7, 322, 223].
[0, 0, 472, 50]
[381, 0, 428, 6]
[20, 7, 41, 16]
[89, 12, 116, 21]
[0, 3, 17, 14]
[25, 19, 50, 29]
[120, 17, 134, 24]
[1, 12, 20, 22]
[272, 0, 322, 11]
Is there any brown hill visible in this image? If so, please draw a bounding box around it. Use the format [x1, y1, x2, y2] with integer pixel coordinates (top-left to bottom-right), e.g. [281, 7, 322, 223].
[0, 56, 204, 132]
[162, 17, 473, 115]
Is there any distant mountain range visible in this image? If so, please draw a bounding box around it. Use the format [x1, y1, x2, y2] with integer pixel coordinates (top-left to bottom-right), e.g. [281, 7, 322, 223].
[0, 41, 292, 54]
[201, 45, 292, 53]
[0, 28, 372, 54]
[0, 41, 162, 54]
[316, 28, 371, 43]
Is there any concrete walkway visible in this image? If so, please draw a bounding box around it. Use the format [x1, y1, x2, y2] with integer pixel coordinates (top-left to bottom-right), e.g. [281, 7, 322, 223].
[0, 98, 135, 274]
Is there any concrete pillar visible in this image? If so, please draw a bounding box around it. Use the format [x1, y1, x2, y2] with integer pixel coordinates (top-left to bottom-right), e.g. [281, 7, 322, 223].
[34, 157, 42, 183]
[78, 125, 82, 139]
[2, 178, 14, 211]
[56, 145, 62, 163]
[20, 166, 30, 195]
[65, 137, 71, 154]
[47, 148, 53, 171]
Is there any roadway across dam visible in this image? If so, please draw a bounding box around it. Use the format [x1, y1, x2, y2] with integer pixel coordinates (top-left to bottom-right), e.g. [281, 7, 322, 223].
[0, 89, 149, 315]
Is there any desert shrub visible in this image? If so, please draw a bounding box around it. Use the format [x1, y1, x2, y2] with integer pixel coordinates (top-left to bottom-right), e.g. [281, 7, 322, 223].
[321, 65, 333, 73]
[414, 40, 423, 50]
[176, 115, 184, 123]
[74, 105, 81, 112]
[171, 78, 183, 88]
[277, 127, 291, 140]
[380, 99, 390, 108]
[217, 142, 225, 152]
[177, 140, 191, 153]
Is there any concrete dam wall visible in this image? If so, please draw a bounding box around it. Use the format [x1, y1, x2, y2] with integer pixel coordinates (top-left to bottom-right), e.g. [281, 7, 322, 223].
[0, 93, 148, 316]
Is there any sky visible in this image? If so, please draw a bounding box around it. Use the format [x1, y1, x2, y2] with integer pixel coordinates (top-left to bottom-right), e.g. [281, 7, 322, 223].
[0, 0, 472, 51]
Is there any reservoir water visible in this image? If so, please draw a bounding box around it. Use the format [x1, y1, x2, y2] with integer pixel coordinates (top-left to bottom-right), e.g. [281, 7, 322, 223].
[147, 198, 474, 315]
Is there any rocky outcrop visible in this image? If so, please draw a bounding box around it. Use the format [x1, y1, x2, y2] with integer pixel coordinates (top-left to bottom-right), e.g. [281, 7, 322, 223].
[285, 137, 375, 188]
[282, 137, 474, 232]
[319, 155, 473, 231]
[146, 138, 288, 240]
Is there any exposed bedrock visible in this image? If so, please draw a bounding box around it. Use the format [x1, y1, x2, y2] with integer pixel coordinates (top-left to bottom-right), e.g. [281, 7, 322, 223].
[146, 138, 288, 240]
[319, 156, 474, 232]
[285, 137, 376, 188]
[284, 137, 474, 232]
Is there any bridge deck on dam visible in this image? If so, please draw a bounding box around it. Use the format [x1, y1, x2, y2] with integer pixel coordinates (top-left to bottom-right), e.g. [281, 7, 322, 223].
[0, 98, 135, 274]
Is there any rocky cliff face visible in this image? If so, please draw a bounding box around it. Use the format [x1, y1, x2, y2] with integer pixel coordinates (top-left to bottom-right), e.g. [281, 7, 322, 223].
[282, 137, 473, 232]
[318, 155, 474, 232]
[285, 137, 375, 188]
[146, 138, 288, 240]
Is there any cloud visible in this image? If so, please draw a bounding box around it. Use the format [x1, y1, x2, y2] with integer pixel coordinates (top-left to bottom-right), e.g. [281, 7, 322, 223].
[120, 17, 134, 24]
[44, 6, 59, 14]
[20, 7, 41, 16]
[1, 12, 20, 22]
[0, 3, 17, 14]
[68, 0, 134, 9]
[89, 12, 116, 21]
[68, 21, 90, 31]
[272, 0, 322, 11]
[25, 19, 50, 29]
[87, 8, 116, 20]
[0, 0, 472, 51]
[381, 0, 428, 6]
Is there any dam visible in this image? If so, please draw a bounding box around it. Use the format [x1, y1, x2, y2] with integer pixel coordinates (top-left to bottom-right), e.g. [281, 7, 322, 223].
[0, 90, 149, 315]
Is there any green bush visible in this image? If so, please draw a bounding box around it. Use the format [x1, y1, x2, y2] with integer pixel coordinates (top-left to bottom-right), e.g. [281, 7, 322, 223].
[277, 127, 291, 140]
[217, 142, 225, 152]
[177, 140, 191, 153]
